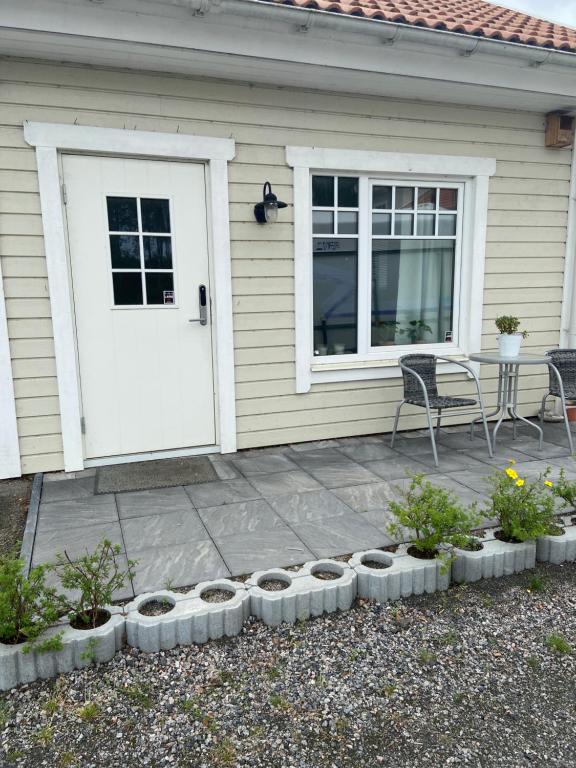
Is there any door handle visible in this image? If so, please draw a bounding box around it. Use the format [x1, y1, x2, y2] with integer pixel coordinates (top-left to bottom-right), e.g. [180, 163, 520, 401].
[188, 284, 208, 325]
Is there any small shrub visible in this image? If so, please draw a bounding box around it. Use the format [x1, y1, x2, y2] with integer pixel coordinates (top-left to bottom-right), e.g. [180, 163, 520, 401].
[0, 550, 63, 653]
[388, 475, 482, 560]
[495, 315, 528, 338]
[550, 468, 576, 511]
[488, 465, 556, 542]
[51, 540, 135, 629]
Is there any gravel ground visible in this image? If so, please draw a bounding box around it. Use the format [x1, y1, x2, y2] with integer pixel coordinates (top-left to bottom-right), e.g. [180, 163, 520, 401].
[0, 477, 32, 556]
[1, 563, 575, 768]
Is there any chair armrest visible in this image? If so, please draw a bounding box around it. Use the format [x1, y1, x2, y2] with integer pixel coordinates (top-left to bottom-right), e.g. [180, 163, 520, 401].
[398, 361, 431, 409]
[435, 356, 485, 408]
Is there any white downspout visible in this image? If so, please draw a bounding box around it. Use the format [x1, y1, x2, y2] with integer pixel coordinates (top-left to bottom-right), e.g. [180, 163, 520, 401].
[560, 142, 576, 348]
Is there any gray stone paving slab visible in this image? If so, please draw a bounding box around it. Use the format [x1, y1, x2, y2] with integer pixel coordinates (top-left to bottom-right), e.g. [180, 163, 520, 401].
[358, 509, 398, 539]
[300, 460, 382, 489]
[129, 539, 229, 593]
[231, 454, 299, 476]
[40, 476, 96, 503]
[414, 449, 489, 473]
[198, 499, 286, 537]
[37, 495, 118, 530]
[336, 442, 401, 462]
[185, 478, 261, 508]
[423, 474, 489, 509]
[121, 509, 208, 551]
[32, 521, 124, 567]
[514, 440, 572, 460]
[363, 456, 434, 481]
[444, 469, 492, 496]
[247, 470, 322, 497]
[116, 486, 195, 520]
[289, 448, 350, 469]
[292, 514, 389, 558]
[208, 458, 238, 480]
[332, 481, 399, 513]
[289, 439, 341, 453]
[267, 489, 354, 525]
[459, 445, 536, 467]
[214, 528, 314, 574]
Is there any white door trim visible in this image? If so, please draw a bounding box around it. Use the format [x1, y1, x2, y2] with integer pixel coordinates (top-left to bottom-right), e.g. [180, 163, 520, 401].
[24, 121, 237, 471]
[0, 256, 21, 479]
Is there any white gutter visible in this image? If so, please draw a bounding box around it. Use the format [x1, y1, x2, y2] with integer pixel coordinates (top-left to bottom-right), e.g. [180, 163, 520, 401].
[182, 0, 576, 69]
[561, 143, 576, 348]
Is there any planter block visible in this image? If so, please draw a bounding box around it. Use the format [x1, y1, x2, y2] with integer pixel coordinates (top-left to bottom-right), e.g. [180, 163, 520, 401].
[0, 606, 124, 691]
[452, 537, 536, 583]
[248, 561, 356, 627]
[537, 525, 576, 565]
[126, 581, 249, 653]
[395, 552, 451, 595]
[349, 550, 403, 602]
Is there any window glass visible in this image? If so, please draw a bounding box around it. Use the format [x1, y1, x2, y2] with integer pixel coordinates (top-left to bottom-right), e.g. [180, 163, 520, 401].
[394, 213, 413, 236]
[313, 238, 358, 355]
[438, 215, 457, 236]
[110, 235, 141, 269]
[107, 197, 138, 232]
[146, 273, 174, 304]
[417, 188, 436, 210]
[439, 188, 458, 211]
[106, 195, 175, 307]
[372, 213, 391, 236]
[416, 214, 435, 237]
[395, 187, 414, 210]
[312, 176, 334, 207]
[141, 198, 171, 233]
[371, 240, 455, 347]
[312, 211, 334, 234]
[113, 273, 143, 305]
[338, 177, 359, 207]
[337, 211, 358, 234]
[373, 186, 392, 209]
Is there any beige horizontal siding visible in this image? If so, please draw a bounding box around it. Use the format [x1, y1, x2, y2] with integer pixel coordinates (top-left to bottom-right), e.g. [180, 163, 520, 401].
[0, 58, 570, 468]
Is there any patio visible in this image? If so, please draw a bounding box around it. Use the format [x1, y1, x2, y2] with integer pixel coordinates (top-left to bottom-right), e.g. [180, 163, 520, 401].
[31, 420, 576, 598]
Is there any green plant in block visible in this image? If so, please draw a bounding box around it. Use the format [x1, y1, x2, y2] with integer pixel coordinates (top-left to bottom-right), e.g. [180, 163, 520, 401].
[388, 474, 482, 563]
[488, 464, 557, 542]
[0, 549, 63, 653]
[549, 467, 576, 511]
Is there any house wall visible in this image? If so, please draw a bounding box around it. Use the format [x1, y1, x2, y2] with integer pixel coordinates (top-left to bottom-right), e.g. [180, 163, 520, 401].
[0, 59, 570, 473]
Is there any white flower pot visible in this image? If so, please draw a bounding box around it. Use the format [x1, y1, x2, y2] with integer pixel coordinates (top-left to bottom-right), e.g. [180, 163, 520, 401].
[497, 333, 523, 358]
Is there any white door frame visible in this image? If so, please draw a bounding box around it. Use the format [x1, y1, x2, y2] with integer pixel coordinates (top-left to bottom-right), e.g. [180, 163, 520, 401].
[24, 121, 237, 471]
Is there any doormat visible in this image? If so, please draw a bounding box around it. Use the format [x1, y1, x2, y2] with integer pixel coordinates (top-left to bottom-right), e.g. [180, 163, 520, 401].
[95, 456, 218, 494]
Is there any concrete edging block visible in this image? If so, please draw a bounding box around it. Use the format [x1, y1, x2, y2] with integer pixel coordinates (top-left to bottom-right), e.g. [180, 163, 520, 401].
[452, 533, 536, 583]
[537, 522, 576, 565]
[125, 590, 197, 653]
[0, 605, 124, 691]
[187, 579, 251, 644]
[393, 545, 451, 595]
[247, 561, 356, 627]
[349, 549, 404, 602]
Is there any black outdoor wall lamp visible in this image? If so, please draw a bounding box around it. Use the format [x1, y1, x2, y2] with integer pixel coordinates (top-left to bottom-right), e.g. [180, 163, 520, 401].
[253, 181, 287, 224]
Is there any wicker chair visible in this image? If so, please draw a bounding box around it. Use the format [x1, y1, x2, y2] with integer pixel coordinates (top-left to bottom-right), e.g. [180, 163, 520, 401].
[391, 354, 493, 467]
[539, 349, 576, 453]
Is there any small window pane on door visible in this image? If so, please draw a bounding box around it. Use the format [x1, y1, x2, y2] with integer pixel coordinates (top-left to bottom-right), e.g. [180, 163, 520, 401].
[312, 176, 334, 207]
[143, 236, 173, 269]
[146, 272, 174, 304]
[113, 272, 143, 305]
[337, 177, 359, 207]
[110, 235, 141, 268]
[313, 211, 334, 234]
[107, 197, 138, 232]
[141, 198, 171, 233]
[372, 186, 392, 209]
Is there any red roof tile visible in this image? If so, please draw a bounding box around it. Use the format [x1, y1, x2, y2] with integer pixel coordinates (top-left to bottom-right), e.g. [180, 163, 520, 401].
[263, 0, 576, 52]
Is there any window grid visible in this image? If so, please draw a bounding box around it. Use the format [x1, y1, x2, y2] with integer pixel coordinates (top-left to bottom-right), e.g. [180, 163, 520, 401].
[106, 196, 176, 308]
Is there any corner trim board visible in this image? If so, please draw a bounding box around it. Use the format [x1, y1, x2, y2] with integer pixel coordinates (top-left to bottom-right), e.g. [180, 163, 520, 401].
[0, 250, 21, 479]
[24, 121, 237, 471]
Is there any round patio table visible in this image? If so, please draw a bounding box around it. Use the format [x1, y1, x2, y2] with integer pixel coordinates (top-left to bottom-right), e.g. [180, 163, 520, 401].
[469, 353, 553, 451]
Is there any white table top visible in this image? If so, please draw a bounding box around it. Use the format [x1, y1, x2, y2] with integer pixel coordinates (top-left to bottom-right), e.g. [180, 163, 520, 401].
[469, 353, 550, 365]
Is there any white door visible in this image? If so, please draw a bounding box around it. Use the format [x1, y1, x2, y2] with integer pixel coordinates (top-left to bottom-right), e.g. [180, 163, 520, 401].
[63, 155, 216, 460]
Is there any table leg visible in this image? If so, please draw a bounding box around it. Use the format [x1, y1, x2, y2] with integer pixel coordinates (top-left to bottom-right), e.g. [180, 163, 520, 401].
[509, 364, 543, 449]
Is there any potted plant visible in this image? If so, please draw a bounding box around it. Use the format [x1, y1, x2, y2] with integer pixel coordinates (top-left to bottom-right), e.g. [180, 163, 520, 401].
[374, 320, 400, 346]
[388, 475, 481, 591]
[536, 469, 576, 564]
[495, 315, 528, 357]
[401, 320, 432, 345]
[0, 551, 64, 690]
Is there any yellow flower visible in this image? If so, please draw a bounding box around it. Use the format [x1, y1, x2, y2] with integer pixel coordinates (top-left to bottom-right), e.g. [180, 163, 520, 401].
[544, 480, 553, 488]
[515, 478, 525, 487]
[505, 468, 518, 480]
[508, 458, 516, 465]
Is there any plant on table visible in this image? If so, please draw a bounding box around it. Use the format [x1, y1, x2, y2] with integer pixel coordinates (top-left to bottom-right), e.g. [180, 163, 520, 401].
[488, 463, 558, 541]
[494, 316, 528, 338]
[0, 549, 63, 653]
[495, 316, 528, 357]
[388, 474, 482, 566]
[51, 539, 136, 629]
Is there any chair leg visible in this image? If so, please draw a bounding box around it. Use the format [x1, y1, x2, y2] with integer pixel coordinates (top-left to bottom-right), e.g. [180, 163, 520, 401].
[426, 406, 439, 467]
[436, 408, 442, 440]
[479, 405, 494, 459]
[539, 393, 548, 424]
[391, 401, 405, 448]
[560, 393, 574, 454]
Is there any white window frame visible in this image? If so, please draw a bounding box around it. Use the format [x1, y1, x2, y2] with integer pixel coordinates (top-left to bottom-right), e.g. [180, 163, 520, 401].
[286, 147, 496, 393]
[24, 121, 237, 471]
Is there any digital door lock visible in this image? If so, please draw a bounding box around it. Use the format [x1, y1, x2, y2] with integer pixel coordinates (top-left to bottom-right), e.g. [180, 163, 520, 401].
[188, 284, 208, 325]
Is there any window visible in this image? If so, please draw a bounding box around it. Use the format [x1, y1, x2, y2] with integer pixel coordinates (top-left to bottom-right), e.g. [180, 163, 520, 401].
[312, 176, 461, 357]
[106, 196, 175, 307]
